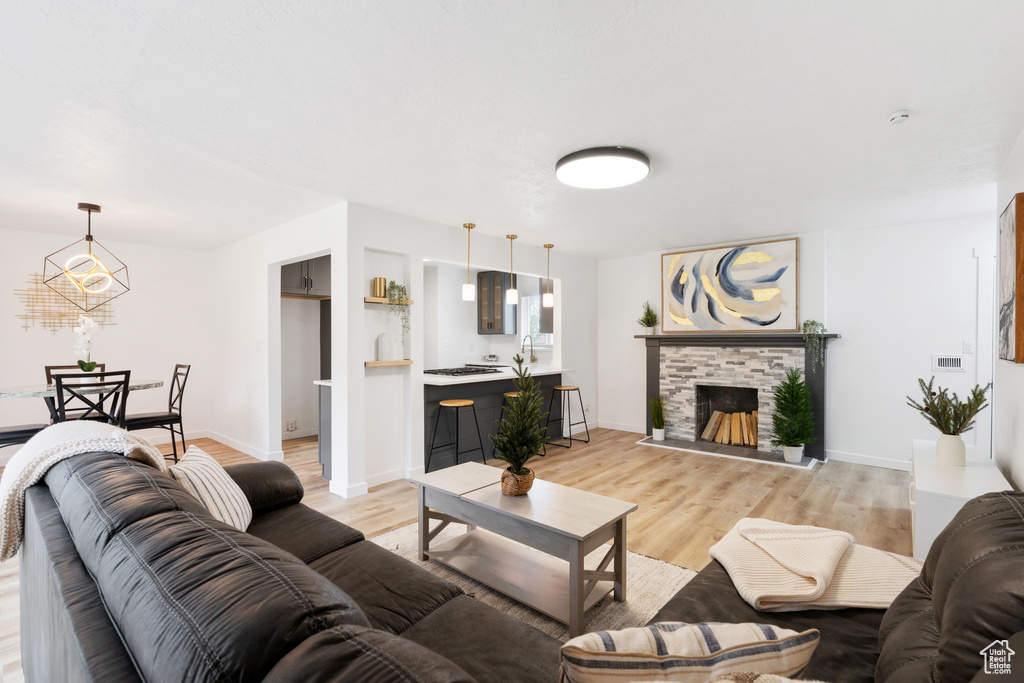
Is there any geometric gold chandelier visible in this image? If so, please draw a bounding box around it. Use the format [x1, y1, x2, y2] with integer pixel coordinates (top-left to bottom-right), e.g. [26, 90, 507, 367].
[42, 203, 130, 312]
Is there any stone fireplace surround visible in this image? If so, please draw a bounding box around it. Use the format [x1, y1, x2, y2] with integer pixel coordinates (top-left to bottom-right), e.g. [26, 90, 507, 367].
[640, 333, 838, 461]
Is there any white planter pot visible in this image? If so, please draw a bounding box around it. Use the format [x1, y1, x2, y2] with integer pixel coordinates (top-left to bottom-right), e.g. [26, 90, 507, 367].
[643, 326, 655, 335]
[652, 428, 665, 441]
[935, 434, 966, 467]
[782, 445, 804, 463]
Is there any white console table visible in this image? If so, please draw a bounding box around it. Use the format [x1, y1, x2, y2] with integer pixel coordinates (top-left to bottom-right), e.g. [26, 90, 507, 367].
[910, 439, 1011, 559]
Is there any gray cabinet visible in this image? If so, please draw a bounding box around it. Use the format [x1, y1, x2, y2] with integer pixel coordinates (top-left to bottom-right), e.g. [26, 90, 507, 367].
[281, 256, 331, 297]
[477, 271, 517, 335]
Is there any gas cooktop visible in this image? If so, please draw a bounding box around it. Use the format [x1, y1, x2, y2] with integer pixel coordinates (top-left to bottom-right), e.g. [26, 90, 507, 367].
[424, 367, 503, 376]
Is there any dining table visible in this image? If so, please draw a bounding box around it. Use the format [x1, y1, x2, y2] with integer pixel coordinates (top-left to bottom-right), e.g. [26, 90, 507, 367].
[0, 379, 164, 399]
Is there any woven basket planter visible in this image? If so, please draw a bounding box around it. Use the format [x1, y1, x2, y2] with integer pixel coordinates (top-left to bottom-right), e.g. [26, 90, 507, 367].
[500, 467, 535, 496]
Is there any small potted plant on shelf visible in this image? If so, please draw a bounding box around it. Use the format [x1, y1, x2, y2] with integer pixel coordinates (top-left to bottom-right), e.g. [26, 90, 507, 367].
[906, 377, 991, 467]
[490, 355, 548, 496]
[802, 319, 827, 370]
[770, 368, 815, 463]
[386, 280, 411, 349]
[637, 300, 659, 334]
[649, 395, 666, 441]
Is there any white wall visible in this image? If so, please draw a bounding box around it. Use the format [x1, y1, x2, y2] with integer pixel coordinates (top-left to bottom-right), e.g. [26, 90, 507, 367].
[0, 227, 215, 457]
[995, 128, 1024, 487]
[826, 216, 994, 469]
[200, 201, 597, 498]
[347, 202, 597, 495]
[280, 297, 320, 439]
[596, 224, 994, 470]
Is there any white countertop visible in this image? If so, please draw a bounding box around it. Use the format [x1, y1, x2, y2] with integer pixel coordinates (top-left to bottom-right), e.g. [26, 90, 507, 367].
[422, 366, 570, 386]
[911, 439, 1010, 498]
[314, 380, 332, 387]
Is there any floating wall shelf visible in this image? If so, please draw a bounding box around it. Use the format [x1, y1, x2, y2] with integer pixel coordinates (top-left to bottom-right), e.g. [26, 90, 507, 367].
[364, 297, 413, 305]
[365, 360, 413, 368]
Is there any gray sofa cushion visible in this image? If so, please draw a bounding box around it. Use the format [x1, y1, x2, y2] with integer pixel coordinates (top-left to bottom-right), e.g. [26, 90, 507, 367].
[264, 625, 476, 682]
[247, 502, 364, 563]
[310, 540, 463, 634]
[648, 560, 884, 683]
[401, 594, 563, 683]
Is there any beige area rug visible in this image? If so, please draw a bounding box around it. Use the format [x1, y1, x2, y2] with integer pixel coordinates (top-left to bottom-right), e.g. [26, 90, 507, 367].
[369, 522, 697, 641]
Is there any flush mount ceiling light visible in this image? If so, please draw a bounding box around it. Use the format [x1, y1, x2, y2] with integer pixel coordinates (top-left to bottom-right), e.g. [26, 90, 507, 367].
[43, 203, 130, 312]
[555, 146, 650, 189]
[543, 244, 554, 308]
[506, 234, 518, 305]
[461, 223, 476, 301]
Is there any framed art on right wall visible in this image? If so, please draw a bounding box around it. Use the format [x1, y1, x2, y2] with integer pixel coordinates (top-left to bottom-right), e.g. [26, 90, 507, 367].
[999, 193, 1024, 362]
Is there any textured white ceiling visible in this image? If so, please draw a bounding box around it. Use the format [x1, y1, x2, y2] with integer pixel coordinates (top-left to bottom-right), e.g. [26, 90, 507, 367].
[2, 1, 1023, 259]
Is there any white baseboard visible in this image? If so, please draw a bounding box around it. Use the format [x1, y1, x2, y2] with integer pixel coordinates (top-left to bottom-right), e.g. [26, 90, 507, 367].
[598, 421, 645, 434]
[282, 427, 318, 439]
[366, 467, 406, 488]
[826, 449, 910, 472]
[405, 465, 425, 479]
[184, 430, 276, 462]
[329, 478, 369, 498]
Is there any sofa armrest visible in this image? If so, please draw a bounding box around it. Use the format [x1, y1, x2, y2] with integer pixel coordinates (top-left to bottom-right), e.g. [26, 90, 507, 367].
[223, 461, 304, 514]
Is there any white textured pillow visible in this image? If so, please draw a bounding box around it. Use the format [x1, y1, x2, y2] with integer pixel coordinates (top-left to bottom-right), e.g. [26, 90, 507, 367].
[560, 622, 819, 683]
[169, 446, 253, 531]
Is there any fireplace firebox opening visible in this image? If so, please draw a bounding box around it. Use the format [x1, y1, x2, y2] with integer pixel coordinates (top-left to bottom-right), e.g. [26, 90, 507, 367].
[695, 384, 759, 448]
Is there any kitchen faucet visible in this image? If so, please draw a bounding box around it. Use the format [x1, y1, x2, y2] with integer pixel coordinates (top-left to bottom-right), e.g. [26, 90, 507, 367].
[522, 335, 538, 364]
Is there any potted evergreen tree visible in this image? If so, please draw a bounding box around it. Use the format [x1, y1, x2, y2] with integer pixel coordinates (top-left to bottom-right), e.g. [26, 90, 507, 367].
[769, 368, 815, 463]
[490, 355, 548, 495]
[637, 301, 659, 334]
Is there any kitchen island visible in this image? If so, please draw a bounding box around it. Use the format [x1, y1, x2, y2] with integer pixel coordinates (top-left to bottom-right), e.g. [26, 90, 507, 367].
[423, 366, 571, 472]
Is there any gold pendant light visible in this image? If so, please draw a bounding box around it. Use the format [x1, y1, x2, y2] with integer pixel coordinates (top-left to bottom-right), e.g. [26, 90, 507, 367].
[505, 234, 518, 305]
[461, 223, 476, 301]
[43, 203, 130, 312]
[543, 244, 554, 308]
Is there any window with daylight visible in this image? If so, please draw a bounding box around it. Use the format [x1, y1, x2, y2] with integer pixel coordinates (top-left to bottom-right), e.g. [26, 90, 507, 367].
[521, 294, 554, 347]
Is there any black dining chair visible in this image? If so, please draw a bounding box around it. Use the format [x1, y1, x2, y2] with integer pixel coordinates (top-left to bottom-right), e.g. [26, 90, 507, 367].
[53, 371, 131, 428]
[125, 364, 190, 462]
[43, 364, 107, 423]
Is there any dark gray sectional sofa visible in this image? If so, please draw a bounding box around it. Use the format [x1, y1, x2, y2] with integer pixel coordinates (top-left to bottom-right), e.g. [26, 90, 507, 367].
[21, 451, 561, 682]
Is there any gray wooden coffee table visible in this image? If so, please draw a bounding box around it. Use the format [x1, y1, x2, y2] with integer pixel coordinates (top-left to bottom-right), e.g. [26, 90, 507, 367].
[411, 462, 638, 636]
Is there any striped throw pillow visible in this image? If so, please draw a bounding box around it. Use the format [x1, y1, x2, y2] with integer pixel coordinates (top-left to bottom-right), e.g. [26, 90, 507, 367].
[560, 622, 819, 682]
[169, 446, 253, 531]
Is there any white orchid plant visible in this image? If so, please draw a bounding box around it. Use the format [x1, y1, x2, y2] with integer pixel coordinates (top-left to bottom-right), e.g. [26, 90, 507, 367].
[73, 315, 98, 371]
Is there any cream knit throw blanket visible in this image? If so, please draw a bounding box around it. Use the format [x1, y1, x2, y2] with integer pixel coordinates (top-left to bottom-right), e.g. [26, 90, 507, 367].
[0, 422, 165, 561]
[709, 518, 923, 612]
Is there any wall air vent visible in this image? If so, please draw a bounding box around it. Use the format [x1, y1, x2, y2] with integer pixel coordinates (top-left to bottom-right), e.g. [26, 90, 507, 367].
[932, 355, 965, 372]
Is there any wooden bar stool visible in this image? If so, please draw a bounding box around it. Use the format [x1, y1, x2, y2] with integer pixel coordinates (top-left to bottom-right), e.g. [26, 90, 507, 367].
[496, 391, 546, 457]
[426, 399, 486, 472]
[545, 385, 591, 449]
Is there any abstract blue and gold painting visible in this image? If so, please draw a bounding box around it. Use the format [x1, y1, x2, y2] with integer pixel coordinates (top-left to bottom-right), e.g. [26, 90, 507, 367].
[661, 238, 798, 332]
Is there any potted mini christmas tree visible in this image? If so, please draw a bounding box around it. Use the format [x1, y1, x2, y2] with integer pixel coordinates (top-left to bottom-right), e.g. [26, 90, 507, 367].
[769, 368, 815, 463]
[490, 355, 549, 495]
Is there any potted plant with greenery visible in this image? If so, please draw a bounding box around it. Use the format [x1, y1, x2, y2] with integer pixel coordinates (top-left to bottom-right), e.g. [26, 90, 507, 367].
[648, 395, 666, 441]
[490, 355, 548, 496]
[802, 320, 827, 370]
[770, 368, 815, 463]
[386, 280, 411, 352]
[906, 377, 991, 467]
[637, 300, 659, 334]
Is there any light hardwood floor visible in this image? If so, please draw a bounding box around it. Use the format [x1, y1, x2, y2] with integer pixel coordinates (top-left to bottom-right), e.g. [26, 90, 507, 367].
[0, 428, 910, 682]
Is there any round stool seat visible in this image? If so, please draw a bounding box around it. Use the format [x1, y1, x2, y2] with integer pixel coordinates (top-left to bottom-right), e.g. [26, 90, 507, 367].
[554, 385, 579, 391]
[503, 391, 520, 398]
[439, 399, 474, 408]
